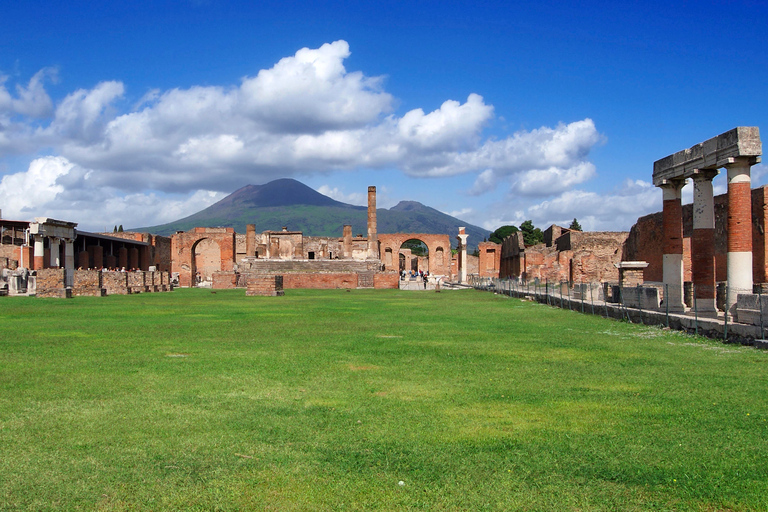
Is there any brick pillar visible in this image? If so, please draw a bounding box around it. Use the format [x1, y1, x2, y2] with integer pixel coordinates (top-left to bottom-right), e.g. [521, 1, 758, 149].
[726, 158, 753, 317]
[88, 245, 104, 269]
[118, 247, 128, 269]
[33, 235, 44, 270]
[129, 248, 139, 270]
[343, 225, 352, 259]
[367, 186, 378, 259]
[660, 179, 686, 312]
[246, 224, 256, 257]
[692, 170, 718, 316]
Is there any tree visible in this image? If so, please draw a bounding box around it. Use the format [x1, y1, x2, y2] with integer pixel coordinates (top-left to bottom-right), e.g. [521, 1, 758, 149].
[569, 218, 582, 231]
[489, 225, 519, 244]
[118, 225, 124, 232]
[113, 225, 117, 233]
[520, 220, 543, 246]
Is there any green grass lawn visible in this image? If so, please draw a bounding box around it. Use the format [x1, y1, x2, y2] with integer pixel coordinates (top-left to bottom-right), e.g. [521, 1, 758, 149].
[1, 288, 767, 510]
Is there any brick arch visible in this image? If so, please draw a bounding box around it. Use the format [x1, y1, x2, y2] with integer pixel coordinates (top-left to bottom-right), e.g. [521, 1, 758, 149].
[378, 233, 452, 277]
[171, 228, 236, 287]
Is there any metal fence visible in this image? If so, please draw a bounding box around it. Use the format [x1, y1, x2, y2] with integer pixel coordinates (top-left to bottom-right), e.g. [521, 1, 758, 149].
[469, 276, 767, 343]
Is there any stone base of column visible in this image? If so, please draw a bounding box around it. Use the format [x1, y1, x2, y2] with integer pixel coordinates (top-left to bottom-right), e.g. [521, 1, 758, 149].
[727, 251, 753, 318]
[694, 298, 718, 317]
[662, 254, 685, 312]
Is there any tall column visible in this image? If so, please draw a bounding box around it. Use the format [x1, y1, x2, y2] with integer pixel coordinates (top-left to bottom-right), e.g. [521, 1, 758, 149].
[726, 158, 753, 316]
[64, 239, 74, 287]
[343, 225, 352, 259]
[457, 227, 468, 283]
[50, 237, 61, 268]
[246, 224, 256, 257]
[367, 186, 379, 259]
[33, 235, 44, 270]
[660, 179, 686, 312]
[691, 170, 718, 316]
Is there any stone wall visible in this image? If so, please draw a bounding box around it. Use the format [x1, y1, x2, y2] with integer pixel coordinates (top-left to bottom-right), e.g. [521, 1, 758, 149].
[102, 271, 129, 295]
[128, 271, 148, 293]
[373, 272, 400, 289]
[36, 268, 70, 298]
[72, 270, 106, 297]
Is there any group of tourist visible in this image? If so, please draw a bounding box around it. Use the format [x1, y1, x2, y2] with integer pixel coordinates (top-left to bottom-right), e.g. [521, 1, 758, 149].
[400, 269, 430, 288]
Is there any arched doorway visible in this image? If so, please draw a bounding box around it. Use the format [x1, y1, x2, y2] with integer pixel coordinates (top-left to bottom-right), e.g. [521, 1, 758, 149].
[191, 238, 221, 285]
[399, 239, 429, 274]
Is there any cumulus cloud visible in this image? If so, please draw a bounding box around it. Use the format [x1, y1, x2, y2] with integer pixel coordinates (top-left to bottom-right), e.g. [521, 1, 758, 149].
[0, 156, 224, 230]
[526, 179, 661, 231]
[0, 40, 606, 228]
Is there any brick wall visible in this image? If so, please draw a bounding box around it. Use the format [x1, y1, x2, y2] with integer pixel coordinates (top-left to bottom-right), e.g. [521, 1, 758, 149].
[212, 271, 238, 289]
[282, 272, 358, 289]
[373, 272, 399, 289]
[246, 275, 284, 296]
[478, 242, 501, 278]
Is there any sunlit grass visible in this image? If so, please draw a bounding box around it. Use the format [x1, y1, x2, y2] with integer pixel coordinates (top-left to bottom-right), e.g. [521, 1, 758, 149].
[1, 288, 767, 510]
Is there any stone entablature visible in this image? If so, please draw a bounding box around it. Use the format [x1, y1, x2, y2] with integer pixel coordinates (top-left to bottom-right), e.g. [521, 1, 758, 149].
[653, 127, 761, 186]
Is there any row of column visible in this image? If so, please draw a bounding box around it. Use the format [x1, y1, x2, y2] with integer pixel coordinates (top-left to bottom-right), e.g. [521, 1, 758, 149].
[661, 157, 754, 316]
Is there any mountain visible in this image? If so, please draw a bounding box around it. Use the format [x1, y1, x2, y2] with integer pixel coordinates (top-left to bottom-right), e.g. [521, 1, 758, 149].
[133, 179, 490, 248]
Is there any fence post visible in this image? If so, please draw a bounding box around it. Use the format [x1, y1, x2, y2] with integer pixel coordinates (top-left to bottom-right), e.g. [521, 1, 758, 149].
[590, 282, 595, 315]
[693, 283, 699, 337]
[636, 283, 642, 322]
[581, 279, 585, 313]
[724, 283, 728, 342]
[665, 283, 669, 328]
[604, 281, 609, 319]
[757, 285, 765, 339]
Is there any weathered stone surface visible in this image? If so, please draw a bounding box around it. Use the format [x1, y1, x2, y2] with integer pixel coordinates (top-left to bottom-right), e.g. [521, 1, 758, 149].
[245, 275, 284, 296]
[102, 271, 130, 295]
[36, 268, 71, 298]
[72, 269, 106, 297]
[653, 127, 762, 186]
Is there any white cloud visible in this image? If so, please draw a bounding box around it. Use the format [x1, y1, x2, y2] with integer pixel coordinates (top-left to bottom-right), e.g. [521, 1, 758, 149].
[526, 179, 660, 231]
[316, 185, 366, 205]
[510, 162, 596, 197]
[0, 40, 607, 229]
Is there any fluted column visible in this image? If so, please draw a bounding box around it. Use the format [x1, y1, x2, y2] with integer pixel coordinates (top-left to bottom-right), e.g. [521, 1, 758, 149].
[457, 227, 468, 283]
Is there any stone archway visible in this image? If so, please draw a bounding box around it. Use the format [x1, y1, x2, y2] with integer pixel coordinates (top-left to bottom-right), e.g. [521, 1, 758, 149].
[171, 227, 236, 287]
[378, 233, 452, 278]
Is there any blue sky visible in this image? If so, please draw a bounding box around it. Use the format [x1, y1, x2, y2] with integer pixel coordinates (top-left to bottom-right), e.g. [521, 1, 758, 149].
[1, 0, 766, 234]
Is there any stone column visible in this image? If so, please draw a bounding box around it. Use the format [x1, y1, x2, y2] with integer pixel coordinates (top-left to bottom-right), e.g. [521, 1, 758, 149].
[64, 239, 74, 287]
[457, 227, 468, 283]
[367, 186, 379, 259]
[50, 237, 61, 268]
[33, 235, 45, 270]
[691, 170, 718, 316]
[343, 225, 352, 259]
[725, 157, 754, 316]
[660, 179, 686, 312]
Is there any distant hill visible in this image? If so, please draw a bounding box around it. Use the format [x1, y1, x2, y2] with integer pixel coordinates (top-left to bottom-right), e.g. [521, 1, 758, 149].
[133, 178, 490, 248]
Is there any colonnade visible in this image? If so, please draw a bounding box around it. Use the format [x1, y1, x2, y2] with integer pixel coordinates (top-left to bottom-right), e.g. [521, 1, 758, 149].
[654, 127, 762, 317]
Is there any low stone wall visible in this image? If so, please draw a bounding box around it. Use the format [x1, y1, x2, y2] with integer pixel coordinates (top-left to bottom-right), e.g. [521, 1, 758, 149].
[246, 275, 284, 297]
[36, 268, 71, 299]
[128, 271, 148, 293]
[103, 271, 130, 295]
[72, 270, 106, 297]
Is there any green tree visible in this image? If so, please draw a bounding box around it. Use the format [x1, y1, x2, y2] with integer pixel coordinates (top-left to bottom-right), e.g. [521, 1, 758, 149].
[520, 220, 543, 246]
[569, 218, 582, 231]
[113, 226, 117, 233]
[118, 225, 124, 232]
[489, 225, 519, 244]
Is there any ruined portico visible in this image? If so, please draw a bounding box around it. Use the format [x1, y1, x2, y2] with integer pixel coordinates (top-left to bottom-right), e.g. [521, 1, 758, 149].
[653, 127, 762, 316]
[29, 218, 78, 287]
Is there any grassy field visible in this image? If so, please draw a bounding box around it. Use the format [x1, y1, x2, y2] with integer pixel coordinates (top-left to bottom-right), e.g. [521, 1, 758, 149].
[1, 288, 767, 511]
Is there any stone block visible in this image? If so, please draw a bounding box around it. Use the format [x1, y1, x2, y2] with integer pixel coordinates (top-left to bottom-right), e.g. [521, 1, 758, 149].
[246, 275, 284, 297]
[36, 268, 71, 299]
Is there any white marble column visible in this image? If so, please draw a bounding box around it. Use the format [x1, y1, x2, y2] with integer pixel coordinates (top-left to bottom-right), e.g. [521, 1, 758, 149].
[457, 227, 468, 283]
[64, 239, 75, 287]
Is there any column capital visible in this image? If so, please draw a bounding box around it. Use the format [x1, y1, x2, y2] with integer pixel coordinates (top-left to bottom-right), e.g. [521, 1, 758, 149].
[690, 168, 719, 182]
[657, 177, 687, 190]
